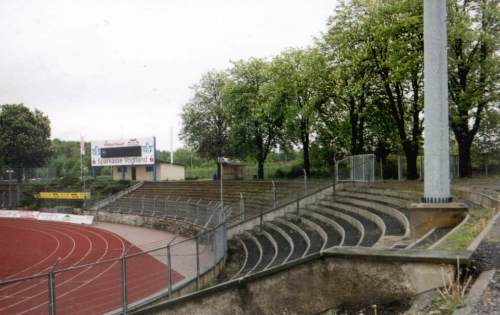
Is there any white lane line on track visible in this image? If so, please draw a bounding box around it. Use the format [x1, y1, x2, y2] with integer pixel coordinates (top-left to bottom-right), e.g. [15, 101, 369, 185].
[0, 222, 102, 311]
[17, 225, 126, 315]
[0, 222, 61, 281]
[0, 222, 77, 294]
[0, 221, 79, 303]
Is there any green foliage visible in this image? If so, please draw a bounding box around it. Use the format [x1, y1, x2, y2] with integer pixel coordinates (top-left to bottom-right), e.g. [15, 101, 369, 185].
[448, 0, 500, 176]
[224, 58, 287, 179]
[0, 104, 52, 173]
[180, 71, 231, 162]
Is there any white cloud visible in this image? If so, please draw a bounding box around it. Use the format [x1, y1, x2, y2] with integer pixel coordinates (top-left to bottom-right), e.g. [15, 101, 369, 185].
[0, 0, 337, 150]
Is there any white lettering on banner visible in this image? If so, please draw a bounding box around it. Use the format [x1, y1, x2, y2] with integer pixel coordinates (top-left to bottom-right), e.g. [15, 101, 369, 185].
[0, 210, 93, 225]
[91, 137, 156, 167]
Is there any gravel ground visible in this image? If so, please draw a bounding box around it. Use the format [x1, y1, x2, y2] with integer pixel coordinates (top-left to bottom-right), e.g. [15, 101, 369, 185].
[469, 214, 500, 315]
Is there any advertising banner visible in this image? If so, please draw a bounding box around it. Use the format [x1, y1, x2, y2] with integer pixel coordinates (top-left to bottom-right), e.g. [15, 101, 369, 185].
[0, 210, 93, 224]
[90, 137, 156, 167]
[38, 213, 94, 225]
[35, 192, 90, 200]
[0, 210, 40, 219]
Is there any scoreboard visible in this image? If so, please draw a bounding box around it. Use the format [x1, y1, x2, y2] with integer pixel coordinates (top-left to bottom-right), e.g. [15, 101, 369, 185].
[91, 137, 156, 166]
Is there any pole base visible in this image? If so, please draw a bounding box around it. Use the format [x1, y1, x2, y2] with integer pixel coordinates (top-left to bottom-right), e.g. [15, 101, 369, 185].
[421, 196, 453, 203]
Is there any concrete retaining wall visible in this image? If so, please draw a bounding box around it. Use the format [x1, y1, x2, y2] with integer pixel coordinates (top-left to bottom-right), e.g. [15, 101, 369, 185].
[132, 248, 470, 315]
[90, 211, 201, 238]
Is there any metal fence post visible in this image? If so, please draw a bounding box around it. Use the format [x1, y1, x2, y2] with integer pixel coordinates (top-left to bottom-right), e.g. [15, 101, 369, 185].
[239, 193, 245, 221]
[121, 254, 128, 314]
[48, 259, 60, 315]
[259, 208, 263, 232]
[166, 244, 172, 297]
[271, 180, 276, 208]
[296, 199, 300, 216]
[380, 158, 384, 181]
[398, 155, 402, 181]
[303, 169, 307, 195]
[195, 235, 200, 290]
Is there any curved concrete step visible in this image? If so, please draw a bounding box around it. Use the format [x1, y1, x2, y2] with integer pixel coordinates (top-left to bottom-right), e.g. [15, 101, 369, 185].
[336, 189, 411, 209]
[317, 201, 384, 247]
[295, 216, 327, 254]
[301, 212, 343, 249]
[332, 195, 408, 237]
[265, 222, 294, 265]
[239, 232, 262, 276]
[307, 204, 363, 246]
[408, 227, 453, 249]
[273, 219, 309, 260]
[231, 236, 248, 279]
[251, 231, 276, 272]
[341, 186, 419, 200]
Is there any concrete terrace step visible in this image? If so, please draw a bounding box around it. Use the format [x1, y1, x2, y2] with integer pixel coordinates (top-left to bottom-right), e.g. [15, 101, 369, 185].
[408, 227, 453, 249]
[238, 233, 262, 276]
[286, 216, 324, 255]
[306, 204, 363, 246]
[330, 195, 408, 237]
[317, 201, 383, 247]
[252, 231, 276, 272]
[272, 219, 308, 261]
[264, 222, 293, 266]
[301, 212, 343, 249]
[337, 189, 414, 210]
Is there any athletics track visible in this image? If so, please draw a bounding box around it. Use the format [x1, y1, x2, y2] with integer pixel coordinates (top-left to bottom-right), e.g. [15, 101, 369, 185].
[0, 218, 184, 315]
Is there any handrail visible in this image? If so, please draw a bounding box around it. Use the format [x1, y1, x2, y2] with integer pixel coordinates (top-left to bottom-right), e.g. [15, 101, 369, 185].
[227, 181, 334, 229]
[89, 181, 144, 211]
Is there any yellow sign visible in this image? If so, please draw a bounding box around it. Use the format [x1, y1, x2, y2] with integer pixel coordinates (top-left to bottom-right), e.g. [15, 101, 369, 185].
[35, 192, 90, 200]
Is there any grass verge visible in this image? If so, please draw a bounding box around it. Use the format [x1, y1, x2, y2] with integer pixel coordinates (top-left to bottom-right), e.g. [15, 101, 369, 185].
[435, 207, 496, 251]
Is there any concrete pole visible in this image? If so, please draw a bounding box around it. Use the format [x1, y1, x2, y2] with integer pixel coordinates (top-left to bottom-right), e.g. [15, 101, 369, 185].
[423, 0, 451, 203]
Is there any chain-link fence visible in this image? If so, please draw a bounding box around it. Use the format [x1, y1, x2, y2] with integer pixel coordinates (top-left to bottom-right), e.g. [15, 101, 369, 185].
[0, 207, 226, 315]
[0, 167, 57, 182]
[336, 154, 376, 182]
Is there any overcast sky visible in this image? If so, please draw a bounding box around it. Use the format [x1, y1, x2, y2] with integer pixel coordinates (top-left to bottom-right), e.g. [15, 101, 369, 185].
[0, 0, 338, 150]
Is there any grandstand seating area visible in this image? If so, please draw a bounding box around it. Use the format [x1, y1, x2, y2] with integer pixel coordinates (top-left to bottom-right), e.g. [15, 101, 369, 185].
[226, 185, 467, 278]
[98, 179, 330, 225]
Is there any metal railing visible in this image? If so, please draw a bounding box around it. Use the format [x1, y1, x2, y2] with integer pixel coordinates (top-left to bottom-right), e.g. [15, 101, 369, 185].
[88, 181, 144, 211]
[336, 154, 376, 182]
[0, 206, 227, 315]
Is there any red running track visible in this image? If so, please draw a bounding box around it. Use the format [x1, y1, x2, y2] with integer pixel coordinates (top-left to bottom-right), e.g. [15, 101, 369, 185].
[0, 218, 184, 315]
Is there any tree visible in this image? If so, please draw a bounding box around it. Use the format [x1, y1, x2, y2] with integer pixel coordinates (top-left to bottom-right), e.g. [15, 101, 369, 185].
[322, 0, 424, 179]
[271, 48, 331, 176]
[471, 106, 500, 174]
[180, 71, 231, 175]
[224, 58, 286, 179]
[0, 104, 52, 179]
[448, 0, 500, 177]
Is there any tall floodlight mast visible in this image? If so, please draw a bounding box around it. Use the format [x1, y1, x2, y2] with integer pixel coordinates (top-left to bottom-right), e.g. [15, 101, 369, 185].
[423, 0, 451, 203]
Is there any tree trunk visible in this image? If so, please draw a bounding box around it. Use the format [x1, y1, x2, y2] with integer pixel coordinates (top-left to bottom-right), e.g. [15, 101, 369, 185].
[257, 160, 265, 179]
[458, 139, 472, 177]
[301, 120, 311, 177]
[303, 136, 310, 178]
[403, 144, 419, 180]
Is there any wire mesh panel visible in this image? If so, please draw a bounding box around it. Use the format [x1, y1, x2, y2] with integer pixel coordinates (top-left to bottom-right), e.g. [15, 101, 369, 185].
[0, 275, 49, 315]
[125, 246, 170, 308]
[55, 260, 122, 315]
[336, 154, 376, 182]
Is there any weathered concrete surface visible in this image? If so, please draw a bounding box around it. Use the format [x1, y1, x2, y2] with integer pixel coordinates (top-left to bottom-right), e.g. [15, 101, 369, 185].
[91, 211, 200, 237]
[409, 202, 468, 239]
[423, 0, 451, 202]
[132, 248, 470, 315]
